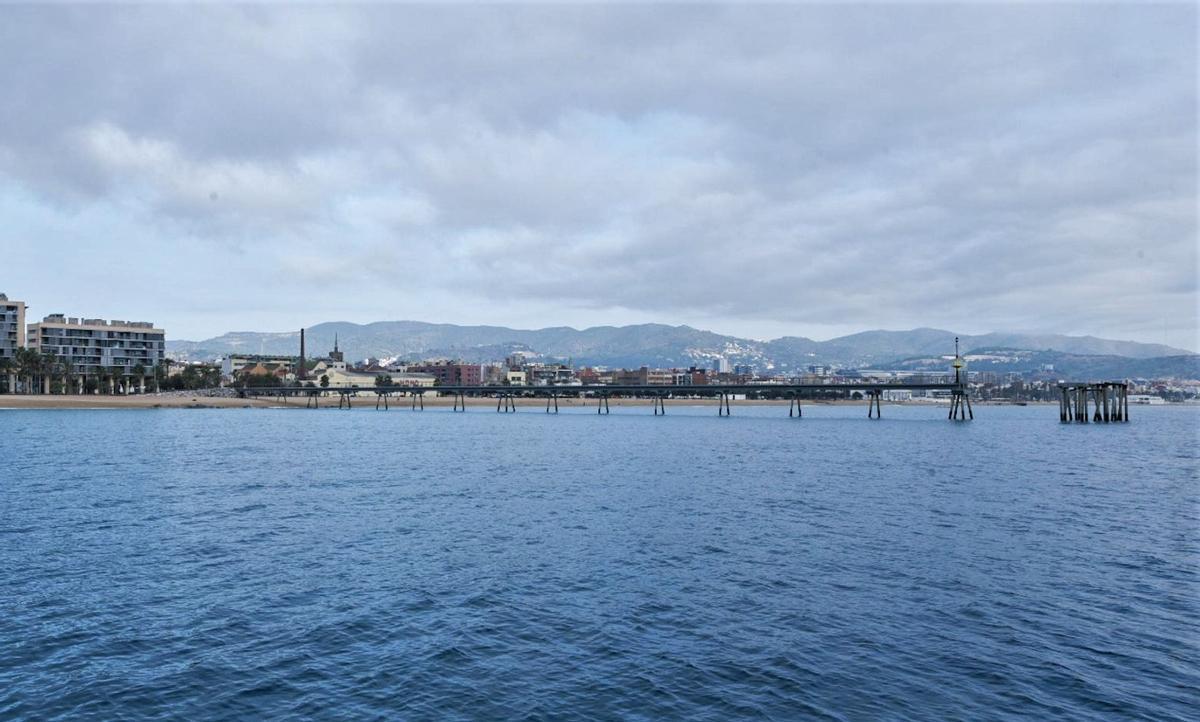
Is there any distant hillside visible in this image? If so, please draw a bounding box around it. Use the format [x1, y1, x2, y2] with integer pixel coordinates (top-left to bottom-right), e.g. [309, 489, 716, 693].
[765, 328, 1187, 367]
[883, 348, 1200, 380]
[167, 321, 1196, 377]
[168, 321, 764, 369]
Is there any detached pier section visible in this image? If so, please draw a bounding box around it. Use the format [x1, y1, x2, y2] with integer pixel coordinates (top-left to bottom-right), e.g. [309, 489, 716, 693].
[1058, 382, 1129, 423]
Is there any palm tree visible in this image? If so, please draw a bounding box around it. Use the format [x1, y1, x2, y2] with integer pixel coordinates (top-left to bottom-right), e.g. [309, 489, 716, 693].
[110, 365, 125, 394]
[131, 363, 146, 394]
[0, 356, 12, 394]
[154, 360, 169, 393]
[15, 347, 40, 394]
[60, 357, 76, 394]
[40, 352, 60, 394]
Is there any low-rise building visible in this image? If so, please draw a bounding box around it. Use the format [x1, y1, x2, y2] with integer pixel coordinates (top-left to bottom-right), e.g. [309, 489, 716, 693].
[615, 367, 675, 385]
[525, 363, 575, 386]
[406, 361, 483, 387]
[675, 367, 711, 386]
[222, 355, 297, 379]
[308, 360, 436, 389]
[233, 361, 293, 384]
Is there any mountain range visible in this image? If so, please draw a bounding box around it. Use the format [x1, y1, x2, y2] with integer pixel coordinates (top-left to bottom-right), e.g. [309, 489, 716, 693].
[167, 322, 1197, 378]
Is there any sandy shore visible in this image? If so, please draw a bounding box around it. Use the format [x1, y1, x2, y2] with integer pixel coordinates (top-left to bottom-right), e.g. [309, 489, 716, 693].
[0, 394, 775, 410]
[0, 394, 280, 409]
[0, 393, 1046, 410]
[1, 394, 829, 410]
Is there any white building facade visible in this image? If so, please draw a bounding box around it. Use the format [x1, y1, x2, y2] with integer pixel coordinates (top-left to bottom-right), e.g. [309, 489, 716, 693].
[28, 315, 166, 392]
[0, 293, 25, 362]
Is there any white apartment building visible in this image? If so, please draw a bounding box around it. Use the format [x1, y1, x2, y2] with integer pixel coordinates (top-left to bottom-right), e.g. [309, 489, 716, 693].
[0, 293, 26, 361]
[28, 314, 166, 391]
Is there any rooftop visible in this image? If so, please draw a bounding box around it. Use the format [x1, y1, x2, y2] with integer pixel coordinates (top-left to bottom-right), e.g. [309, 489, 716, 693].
[37, 315, 159, 329]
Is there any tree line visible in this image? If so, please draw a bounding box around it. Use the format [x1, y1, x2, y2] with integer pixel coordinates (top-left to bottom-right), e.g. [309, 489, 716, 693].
[0, 348, 220, 394]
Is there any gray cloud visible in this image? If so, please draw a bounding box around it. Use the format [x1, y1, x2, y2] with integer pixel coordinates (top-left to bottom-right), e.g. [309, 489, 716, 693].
[0, 3, 1195, 348]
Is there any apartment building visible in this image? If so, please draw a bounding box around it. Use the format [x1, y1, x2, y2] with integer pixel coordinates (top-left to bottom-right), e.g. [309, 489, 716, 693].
[27, 315, 166, 391]
[407, 361, 483, 386]
[524, 363, 575, 386]
[0, 293, 26, 361]
[616, 366, 676, 385]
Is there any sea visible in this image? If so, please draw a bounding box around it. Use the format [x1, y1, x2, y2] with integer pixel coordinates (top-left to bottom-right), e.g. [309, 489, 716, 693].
[1, 403, 1197, 720]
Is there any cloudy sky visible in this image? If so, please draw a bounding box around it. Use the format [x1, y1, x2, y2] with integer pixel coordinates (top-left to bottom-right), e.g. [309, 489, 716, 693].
[1, 3, 1196, 349]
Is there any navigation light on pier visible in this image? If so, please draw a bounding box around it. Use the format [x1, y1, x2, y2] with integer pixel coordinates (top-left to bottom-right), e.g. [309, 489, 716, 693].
[952, 336, 966, 385]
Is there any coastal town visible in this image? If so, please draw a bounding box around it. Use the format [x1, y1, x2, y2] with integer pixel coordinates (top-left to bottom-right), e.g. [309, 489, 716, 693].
[2, 292, 1197, 403]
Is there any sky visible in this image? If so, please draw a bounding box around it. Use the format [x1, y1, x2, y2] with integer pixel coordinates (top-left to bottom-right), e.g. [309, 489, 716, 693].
[0, 3, 1196, 350]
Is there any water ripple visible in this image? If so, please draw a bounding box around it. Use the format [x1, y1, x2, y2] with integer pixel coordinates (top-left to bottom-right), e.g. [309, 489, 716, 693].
[0, 405, 1197, 720]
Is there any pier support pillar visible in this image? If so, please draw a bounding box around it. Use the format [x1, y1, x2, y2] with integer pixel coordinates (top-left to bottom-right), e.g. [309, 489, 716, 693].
[596, 395, 610, 414]
[868, 390, 881, 419]
[789, 396, 802, 418]
[653, 395, 666, 415]
[1058, 383, 1132, 424]
[546, 394, 559, 414]
[718, 392, 731, 416]
[453, 392, 466, 412]
[948, 391, 972, 421]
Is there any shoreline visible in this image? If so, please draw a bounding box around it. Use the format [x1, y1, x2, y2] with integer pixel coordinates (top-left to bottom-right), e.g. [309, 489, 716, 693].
[0, 394, 280, 409]
[0, 393, 1060, 410]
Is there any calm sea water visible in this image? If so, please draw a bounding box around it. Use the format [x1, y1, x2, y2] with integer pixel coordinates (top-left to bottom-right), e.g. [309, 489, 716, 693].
[1, 403, 1197, 720]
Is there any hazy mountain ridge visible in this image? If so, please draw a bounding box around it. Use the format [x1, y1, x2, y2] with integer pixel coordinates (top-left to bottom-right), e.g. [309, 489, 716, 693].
[167, 322, 1195, 375]
[882, 347, 1200, 380]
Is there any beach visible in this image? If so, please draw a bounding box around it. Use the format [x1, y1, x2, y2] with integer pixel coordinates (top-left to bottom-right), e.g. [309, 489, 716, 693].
[0, 394, 280, 409]
[0, 393, 1040, 410]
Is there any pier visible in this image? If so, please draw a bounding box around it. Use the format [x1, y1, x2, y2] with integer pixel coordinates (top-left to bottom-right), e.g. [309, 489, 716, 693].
[245, 333, 995, 421]
[241, 382, 973, 420]
[1058, 381, 1130, 423]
